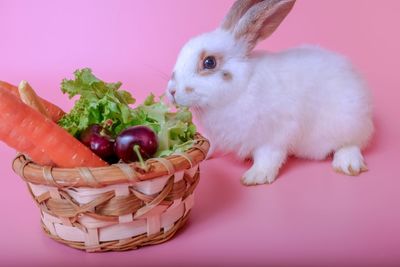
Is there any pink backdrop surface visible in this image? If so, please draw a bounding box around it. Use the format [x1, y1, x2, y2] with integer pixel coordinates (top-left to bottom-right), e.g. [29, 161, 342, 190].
[1, 0, 399, 266]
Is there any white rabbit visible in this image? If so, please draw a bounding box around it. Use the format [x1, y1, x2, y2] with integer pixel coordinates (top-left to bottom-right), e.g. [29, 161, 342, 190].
[167, 0, 374, 185]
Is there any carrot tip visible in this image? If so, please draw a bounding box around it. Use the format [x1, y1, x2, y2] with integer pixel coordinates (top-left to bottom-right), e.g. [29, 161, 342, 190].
[18, 80, 28, 90]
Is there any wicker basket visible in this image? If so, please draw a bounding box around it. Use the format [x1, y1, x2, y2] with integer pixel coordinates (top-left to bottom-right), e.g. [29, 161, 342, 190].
[12, 134, 209, 252]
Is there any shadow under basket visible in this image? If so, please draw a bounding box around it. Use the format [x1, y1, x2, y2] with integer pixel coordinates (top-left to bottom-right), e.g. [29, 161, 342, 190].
[12, 134, 209, 252]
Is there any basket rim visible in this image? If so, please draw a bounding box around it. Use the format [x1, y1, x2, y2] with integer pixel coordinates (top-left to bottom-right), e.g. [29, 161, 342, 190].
[12, 133, 209, 188]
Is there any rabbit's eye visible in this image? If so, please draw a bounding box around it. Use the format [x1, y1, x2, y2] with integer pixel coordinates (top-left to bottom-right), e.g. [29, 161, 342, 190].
[203, 56, 217, 70]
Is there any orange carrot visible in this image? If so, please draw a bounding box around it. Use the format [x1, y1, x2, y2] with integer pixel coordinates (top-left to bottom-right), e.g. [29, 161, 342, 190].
[0, 123, 53, 166]
[1, 81, 55, 165]
[0, 80, 65, 122]
[0, 89, 107, 168]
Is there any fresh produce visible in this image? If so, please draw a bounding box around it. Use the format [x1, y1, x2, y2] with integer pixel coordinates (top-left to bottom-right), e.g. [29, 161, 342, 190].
[0, 68, 198, 168]
[138, 94, 197, 157]
[58, 68, 135, 137]
[114, 126, 158, 163]
[58, 68, 197, 161]
[80, 124, 117, 163]
[0, 89, 107, 168]
[0, 80, 65, 122]
[1, 119, 53, 166]
[18, 81, 50, 118]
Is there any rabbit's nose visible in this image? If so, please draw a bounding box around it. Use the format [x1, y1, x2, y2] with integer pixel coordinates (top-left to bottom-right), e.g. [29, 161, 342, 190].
[169, 88, 176, 96]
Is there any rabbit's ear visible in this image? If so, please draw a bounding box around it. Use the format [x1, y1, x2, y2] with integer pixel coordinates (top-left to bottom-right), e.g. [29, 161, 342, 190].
[221, 0, 262, 31]
[233, 0, 296, 53]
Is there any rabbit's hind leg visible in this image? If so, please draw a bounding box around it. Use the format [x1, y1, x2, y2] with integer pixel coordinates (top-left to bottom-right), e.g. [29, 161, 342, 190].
[332, 146, 368, 176]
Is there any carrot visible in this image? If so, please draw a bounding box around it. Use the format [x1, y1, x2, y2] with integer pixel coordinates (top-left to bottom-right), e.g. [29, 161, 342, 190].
[0, 123, 53, 166]
[0, 80, 65, 122]
[2, 80, 55, 165]
[18, 81, 50, 118]
[0, 89, 107, 168]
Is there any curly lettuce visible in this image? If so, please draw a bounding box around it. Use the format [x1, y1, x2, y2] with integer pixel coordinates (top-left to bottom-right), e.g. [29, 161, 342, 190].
[58, 68, 196, 157]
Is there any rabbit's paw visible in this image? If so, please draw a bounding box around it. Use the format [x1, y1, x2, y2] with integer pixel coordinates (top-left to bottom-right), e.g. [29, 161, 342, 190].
[241, 146, 286, 186]
[241, 165, 277, 186]
[332, 146, 368, 176]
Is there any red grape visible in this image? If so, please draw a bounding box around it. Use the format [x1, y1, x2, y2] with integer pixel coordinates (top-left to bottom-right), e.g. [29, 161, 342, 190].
[114, 126, 158, 163]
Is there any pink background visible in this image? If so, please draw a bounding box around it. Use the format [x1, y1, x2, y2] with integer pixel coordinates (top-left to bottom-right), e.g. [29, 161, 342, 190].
[1, 0, 399, 266]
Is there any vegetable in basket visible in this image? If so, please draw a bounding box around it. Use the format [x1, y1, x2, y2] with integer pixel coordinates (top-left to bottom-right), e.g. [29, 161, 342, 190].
[0, 88, 107, 168]
[58, 68, 197, 163]
[0, 80, 65, 122]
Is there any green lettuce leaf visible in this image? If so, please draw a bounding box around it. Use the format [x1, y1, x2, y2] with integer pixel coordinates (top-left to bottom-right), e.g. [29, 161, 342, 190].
[135, 94, 196, 156]
[58, 68, 197, 158]
[58, 68, 140, 137]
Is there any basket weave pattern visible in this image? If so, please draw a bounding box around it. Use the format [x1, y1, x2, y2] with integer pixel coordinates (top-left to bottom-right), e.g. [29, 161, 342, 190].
[12, 134, 209, 252]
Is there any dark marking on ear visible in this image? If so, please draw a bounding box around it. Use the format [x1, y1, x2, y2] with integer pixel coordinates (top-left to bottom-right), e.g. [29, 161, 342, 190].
[222, 71, 233, 81]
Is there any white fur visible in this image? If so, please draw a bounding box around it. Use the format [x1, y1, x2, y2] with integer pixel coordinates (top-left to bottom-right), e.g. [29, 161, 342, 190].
[332, 146, 367, 176]
[167, 24, 373, 185]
